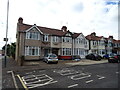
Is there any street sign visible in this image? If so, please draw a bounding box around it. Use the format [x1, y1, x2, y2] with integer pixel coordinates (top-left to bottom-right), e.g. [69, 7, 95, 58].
[4, 38, 8, 41]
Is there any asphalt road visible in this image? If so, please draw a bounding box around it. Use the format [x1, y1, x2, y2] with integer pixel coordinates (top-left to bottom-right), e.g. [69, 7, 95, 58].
[15, 63, 119, 89]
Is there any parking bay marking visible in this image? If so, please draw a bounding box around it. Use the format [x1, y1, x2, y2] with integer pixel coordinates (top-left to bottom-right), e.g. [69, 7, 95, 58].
[68, 84, 78, 88]
[18, 74, 58, 89]
[53, 68, 92, 80]
[116, 72, 119, 74]
[86, 80, 93, 84]
[53, 68, 106, 85]
[96, 75, 105, 80]
[69, 73, 91, 80]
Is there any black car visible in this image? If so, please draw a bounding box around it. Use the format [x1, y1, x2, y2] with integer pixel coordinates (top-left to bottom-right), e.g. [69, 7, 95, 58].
[72, 55, 81, 61]
[108, 54, 120, 63]
[85, 53, 102, 60]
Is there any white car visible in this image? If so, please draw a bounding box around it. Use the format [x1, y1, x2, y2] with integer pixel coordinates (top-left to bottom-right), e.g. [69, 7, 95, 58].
[43, 53, 58, 64]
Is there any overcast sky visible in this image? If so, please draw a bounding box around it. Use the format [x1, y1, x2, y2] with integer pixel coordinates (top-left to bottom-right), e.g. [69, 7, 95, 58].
[0, 0, 119, 49]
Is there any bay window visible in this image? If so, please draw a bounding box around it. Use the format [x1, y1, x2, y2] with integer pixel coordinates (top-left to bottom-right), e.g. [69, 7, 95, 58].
[25, 46, 40, 56]
[62, 48, 72, 55]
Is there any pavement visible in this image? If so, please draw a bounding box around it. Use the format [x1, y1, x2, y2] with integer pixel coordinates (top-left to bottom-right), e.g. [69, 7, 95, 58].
[66, 59, 108, 65]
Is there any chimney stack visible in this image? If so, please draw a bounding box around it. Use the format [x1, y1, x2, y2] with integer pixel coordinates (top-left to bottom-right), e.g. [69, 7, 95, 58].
[18, 17, 23, 24]
[109, 36, 113, 39]
[91, 32, 96, 36]
[61, 26, 67, 32]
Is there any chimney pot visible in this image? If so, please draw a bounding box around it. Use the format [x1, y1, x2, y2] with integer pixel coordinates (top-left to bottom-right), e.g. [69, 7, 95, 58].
[61, 26, 67, 32]
[18, 17, 23, 24]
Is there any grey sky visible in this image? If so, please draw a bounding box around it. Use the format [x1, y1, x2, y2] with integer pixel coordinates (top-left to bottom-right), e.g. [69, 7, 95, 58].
[0, 0, 119, 49]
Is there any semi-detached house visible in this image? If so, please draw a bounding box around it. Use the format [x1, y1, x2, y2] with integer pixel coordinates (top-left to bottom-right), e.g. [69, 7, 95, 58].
[86, 32, 106, 57]
[16, 17, 89, 65]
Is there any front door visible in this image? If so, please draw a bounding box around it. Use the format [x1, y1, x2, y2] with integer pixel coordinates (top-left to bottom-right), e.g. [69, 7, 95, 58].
[44, 49, 50, 56]
[52, 48, 59, 56]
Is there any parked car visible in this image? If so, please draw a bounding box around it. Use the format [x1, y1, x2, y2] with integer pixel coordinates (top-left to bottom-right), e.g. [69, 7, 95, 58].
[43, 53, 58, 64]
[85, 53, 102, 60]
[72, 55, 81, 61]
[103, 54, 109, 59]
[108, 54, 120, 63]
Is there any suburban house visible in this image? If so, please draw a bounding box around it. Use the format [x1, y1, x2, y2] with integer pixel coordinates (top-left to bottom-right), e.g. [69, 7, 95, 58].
[105, 36, 120, 56]
[86, 32, 106, 57]
[113, 40, 120, 55]
[73, 33, 89, 58]
[15, 17, 89, 64]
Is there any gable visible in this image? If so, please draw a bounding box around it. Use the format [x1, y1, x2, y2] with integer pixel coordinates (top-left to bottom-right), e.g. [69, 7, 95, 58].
[64, 31, 72, 37]
[26, 25, 43, 34]
[100, 37, 105, 41]
[65, 33, 71, 36]
[77, 33, 85, 39]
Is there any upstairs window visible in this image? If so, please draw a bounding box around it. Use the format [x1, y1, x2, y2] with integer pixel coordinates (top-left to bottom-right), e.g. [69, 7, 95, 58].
[53, 36, 59, 42]
[26, 32, 40, 40]
[76, 38, 85, 44]
[62, 37, 72, 43]
[43, 35, 48, 42]
[93, 41, 97, 46]
[100, 40, 105, 46]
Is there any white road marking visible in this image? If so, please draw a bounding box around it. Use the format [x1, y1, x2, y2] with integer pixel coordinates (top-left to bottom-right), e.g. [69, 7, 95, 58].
[96, 75, 101, 77]
[116, 72, 119, 74]
[86, 80, 93, 84]
[21, 74, 58, 88]
[28, 80, 58, 89]
[68, 84, 78, 88]
[70, 73, 91, 80]
[54, 69, 79, 76]
[98, 77, 105, 80]
[96, 75, 105, 80]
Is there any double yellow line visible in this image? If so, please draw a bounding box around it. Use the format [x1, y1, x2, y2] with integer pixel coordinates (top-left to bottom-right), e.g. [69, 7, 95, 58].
[17, 75, 28, 90]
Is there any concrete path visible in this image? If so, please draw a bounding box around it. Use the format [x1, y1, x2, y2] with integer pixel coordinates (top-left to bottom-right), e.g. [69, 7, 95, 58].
[66, 59, 108, 66]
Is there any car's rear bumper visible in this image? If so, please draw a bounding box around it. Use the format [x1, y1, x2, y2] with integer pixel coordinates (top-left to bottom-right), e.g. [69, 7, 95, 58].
[108, 59, 118, 63]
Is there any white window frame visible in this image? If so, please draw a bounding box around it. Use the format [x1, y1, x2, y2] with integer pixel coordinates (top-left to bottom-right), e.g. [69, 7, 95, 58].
[25, 46, 40, 56]
[26, 32, 40, 40]
[62, 48, 72, 55]
[43, 35, 49, 42]
[53, 36, 59, 42]
[62, 37, 72, 43]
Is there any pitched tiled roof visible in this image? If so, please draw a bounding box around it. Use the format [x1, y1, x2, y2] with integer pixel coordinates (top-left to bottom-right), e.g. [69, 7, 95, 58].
[72, 33, 81, 38]
[17, 23, 80, 38]
[86, 35, 103, 41]
[113, 39, 120, 43]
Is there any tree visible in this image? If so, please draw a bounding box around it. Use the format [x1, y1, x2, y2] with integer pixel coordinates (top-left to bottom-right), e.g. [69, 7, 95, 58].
[10, 42, 16, 59]
[2, 42, 16, 59]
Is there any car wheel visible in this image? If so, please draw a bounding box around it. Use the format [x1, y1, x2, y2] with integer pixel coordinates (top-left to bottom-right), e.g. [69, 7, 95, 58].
[55, 61, 58, 64]
[46, 60, 49, 64]
[108, 60, 111, 63]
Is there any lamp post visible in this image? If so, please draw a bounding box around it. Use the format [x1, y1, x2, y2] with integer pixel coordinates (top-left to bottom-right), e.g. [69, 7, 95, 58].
[4, 0, 9, 68]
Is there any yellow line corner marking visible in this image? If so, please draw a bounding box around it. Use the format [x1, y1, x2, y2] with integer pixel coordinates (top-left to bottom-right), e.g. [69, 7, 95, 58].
[17, 75, 28, 90]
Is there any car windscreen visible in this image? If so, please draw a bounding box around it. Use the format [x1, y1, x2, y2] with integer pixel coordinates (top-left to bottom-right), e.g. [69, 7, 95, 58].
[110, 54, 117, 57]
[49, 54, 57, 58]
[94, 54, 98, 56]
